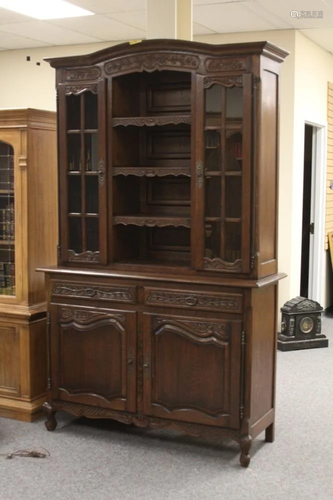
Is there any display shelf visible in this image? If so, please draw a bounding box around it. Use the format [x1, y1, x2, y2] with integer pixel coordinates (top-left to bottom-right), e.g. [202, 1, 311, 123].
[113, 215, 191, 228]
[113, 166, 190, 177]
[112, 115, 191, 127]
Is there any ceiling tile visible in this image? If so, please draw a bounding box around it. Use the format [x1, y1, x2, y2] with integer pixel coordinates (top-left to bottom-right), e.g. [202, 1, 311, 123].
[0, 21, 103, 46]
[68, 0, 146, 14]
[48, 14, 145, 41]
[193, 22, 217, 35]
[193, 3, 278, 33]
[106, 10, 146, 30]
[255, 0, 333, 29]
[0, 30, 51, 49]
[244, 1, 291, 29]
[0, 7, 32, 24]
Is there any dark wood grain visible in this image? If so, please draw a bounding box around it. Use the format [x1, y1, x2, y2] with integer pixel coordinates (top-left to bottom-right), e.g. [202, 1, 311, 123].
[42, 39, 287, 466]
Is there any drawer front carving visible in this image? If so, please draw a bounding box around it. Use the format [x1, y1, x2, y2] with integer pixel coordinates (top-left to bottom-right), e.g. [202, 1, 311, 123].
[52, 282, 137, 304]
[144, 288, 242, 313]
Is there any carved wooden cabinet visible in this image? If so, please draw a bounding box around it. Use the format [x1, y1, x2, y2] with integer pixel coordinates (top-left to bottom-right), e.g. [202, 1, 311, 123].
[40, 40, 288, 466]
[0, 109, 57, 421]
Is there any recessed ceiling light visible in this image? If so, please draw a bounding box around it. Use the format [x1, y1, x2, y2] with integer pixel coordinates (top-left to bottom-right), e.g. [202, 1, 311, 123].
[0, 0, 94, 20]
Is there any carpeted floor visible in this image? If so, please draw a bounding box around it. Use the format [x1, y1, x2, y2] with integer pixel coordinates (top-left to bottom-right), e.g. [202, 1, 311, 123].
[0, 314, 332, 500]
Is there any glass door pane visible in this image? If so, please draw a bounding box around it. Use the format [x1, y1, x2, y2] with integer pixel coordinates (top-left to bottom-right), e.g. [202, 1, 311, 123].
[199, 75, 251, 273]
[0, 141, 15, 295]
[62, 80, 107, 264]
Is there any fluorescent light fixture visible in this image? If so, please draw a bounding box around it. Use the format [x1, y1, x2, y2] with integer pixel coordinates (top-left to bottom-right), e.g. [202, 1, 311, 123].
[0, 0, 94, 20]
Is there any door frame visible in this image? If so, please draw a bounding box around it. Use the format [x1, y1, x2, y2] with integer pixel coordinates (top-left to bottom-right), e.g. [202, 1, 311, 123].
[305, 121, 327, 304]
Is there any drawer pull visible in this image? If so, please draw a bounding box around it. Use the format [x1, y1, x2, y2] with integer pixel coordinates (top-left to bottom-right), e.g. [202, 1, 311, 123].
[185, 296, 197, 306]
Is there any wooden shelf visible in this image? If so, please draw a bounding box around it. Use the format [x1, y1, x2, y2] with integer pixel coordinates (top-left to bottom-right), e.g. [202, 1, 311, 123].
[68, 213, 98, 217]
[0, 189, 14, 194]
[225, 171, 242, 176]
[68, 170, 98, 175]
[114, 258, 189, 268]
[225, 217, 242, 223]
[205, 171, 221, 177]
[205, 217, 242, 223]
[113, 215, 191, 228]
[204, 124, 242, 131]
[205, 217, 221, 222]
[112, 115, 191, 127]
[113, 166, 190, 177]
[67, 129, 98, 134]
[205, 171, 242, 177]
[0, 240, 14, 245]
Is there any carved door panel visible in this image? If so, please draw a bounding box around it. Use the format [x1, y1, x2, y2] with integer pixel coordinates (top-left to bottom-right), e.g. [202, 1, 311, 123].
[50, 305, 136, 412]
[142, 313, 242, 428]
[58, 80, 108, 265]
[194, 73, 252, 274]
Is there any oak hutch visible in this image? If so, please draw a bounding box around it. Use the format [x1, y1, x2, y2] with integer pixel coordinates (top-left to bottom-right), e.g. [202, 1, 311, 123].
[0, 108, 57, 421]
[40, 39, 288, 466]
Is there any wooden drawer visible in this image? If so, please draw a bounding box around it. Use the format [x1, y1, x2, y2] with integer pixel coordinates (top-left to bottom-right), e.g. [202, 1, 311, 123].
[51, 281, 137, 304]
[143, 287, 242, 314]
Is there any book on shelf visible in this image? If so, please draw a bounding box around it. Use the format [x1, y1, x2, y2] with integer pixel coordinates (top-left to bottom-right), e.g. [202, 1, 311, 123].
[0, 203, 15, 240]
[0, 262, 5, 288]
[0, 261, 15, 294]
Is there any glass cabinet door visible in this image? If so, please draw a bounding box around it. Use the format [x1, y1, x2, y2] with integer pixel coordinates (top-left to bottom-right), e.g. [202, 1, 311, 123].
[0, 141, 15, 294]
[195, 74, 252, 273]
[59, 81, 107, 264]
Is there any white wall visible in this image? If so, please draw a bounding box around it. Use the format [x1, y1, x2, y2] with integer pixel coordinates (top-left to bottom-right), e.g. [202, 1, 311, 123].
[0, 41, 114, 111]
[293, 31, 333, 308]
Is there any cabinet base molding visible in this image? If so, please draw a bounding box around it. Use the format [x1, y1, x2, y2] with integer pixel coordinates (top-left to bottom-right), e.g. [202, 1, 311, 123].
[0, 395, 45, 422]
[44, 400, 254, 467]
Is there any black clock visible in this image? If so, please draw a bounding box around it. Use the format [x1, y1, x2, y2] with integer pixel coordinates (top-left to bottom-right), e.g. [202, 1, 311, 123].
[299, 316, 314, 334]
[278, 296, 328, 351]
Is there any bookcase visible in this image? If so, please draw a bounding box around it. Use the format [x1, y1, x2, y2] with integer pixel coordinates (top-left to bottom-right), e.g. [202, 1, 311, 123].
[0, 109, 57, 421]
[40, 39, 288, 466]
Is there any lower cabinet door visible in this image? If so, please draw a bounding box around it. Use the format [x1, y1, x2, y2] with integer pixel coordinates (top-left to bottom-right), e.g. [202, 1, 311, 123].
[50, 305, 136, 413]
[142, 313, 242, 428]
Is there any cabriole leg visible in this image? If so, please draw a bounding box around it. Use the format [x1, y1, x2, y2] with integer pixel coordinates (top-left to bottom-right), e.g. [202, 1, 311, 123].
[239, 435, 252, 467]
[43, 402, 58, 431]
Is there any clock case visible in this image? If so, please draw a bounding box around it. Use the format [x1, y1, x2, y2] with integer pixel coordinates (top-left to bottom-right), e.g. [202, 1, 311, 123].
[278, 296, 329, 351]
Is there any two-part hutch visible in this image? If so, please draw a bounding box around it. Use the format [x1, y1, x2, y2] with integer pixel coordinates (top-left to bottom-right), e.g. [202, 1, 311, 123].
[40, 39, 288, 466]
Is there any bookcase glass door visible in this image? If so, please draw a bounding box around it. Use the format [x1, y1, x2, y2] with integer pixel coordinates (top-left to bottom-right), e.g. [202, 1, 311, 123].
[200, 75, 251, 273]
[63, 84, 107, 264]
[0, 141, 15, 295]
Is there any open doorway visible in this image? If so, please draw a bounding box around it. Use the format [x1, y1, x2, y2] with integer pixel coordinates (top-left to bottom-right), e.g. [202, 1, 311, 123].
[300, 124, 313, 298]
[299, 122, 326, 303]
